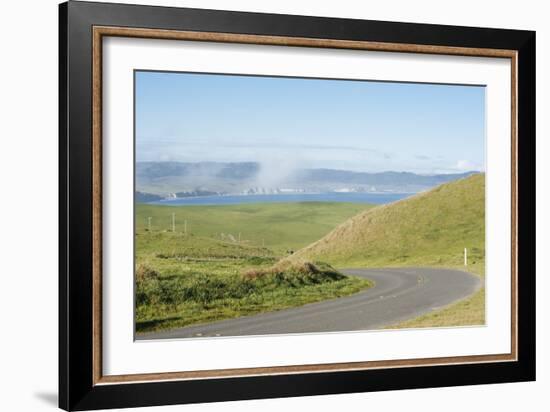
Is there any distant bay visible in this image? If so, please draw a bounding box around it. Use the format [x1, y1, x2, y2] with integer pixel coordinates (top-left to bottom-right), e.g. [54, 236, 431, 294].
[146, 192, 413, 206]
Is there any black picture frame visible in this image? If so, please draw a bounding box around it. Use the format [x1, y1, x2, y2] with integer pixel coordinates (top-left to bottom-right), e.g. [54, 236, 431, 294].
[59, 1, 536, 410]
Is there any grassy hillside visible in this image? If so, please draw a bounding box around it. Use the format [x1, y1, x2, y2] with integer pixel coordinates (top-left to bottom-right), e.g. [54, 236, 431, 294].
[291, 174, 486, 329]
[136, 202, 373, 254]
[293, 174, 485, 274]
[135, 202, 375, 333]
[388, 288, 485, 329]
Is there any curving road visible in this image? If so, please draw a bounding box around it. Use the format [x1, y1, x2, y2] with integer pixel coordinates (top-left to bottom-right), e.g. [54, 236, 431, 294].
[137, 267, 481, 340]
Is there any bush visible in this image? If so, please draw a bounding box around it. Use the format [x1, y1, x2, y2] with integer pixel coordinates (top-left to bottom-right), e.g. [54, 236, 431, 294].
[242, 259, 344, 284]
[135, 260, 346, 309]
[136, 263, 159, 282]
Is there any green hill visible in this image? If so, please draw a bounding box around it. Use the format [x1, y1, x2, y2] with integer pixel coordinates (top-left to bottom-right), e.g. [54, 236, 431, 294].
[292, 173, 485, 273]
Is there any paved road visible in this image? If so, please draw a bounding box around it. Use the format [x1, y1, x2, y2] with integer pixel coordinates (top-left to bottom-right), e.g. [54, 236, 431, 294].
[137, 267, 481, 340]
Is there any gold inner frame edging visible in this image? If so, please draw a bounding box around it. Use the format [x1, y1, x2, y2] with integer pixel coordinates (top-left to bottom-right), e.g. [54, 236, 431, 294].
[91, 25, 518, 385]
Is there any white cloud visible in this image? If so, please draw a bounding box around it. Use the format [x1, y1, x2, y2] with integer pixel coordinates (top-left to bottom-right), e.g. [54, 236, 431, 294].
[455, 159, 483, 171]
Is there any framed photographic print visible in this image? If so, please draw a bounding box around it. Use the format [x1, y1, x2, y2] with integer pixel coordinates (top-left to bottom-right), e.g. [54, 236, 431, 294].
[59, 1, 536, 410]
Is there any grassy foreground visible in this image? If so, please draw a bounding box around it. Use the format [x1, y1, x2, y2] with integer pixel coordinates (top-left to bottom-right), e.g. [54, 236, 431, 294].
[135, 202, 374, 333]
[389, 287, 485, 329]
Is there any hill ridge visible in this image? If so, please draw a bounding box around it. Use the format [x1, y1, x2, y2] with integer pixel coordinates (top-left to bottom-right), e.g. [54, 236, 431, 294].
[291, 173, 485, 270]
[136, 161, 478, 195]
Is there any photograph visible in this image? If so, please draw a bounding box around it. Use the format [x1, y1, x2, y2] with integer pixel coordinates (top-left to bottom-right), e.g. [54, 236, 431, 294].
[53, 1, 536, 410]
[134, 70, 486, 340]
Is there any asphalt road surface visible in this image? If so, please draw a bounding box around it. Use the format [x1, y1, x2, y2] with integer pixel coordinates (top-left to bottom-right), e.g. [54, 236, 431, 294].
[137, 267, 481, 340]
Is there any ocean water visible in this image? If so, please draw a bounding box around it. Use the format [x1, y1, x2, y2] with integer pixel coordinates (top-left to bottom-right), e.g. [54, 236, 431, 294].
[147, 192, 412, 206]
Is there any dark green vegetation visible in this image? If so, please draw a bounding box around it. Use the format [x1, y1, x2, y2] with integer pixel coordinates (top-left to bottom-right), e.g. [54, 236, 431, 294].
[135, 202, 374, 333]
[292, 174, 486, 327]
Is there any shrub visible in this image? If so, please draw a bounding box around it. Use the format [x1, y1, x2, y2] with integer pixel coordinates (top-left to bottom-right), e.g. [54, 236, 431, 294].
[242, 259, 344, 284]
[136, 260, 346, 310]
[136, 263, 159, 282]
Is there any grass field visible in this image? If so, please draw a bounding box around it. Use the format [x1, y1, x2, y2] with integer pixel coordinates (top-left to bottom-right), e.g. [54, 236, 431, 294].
[136, 202, 373, 254]
[293, 174, 486, 328]
[135, 202, 374, 333]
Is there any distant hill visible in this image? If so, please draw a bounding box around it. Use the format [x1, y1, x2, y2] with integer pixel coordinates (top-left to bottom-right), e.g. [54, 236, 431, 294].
[291, 169, 474, 186]
[290, 173, 485, 269]
[135, 191, 164, 203]
[136, 161, 478, 196]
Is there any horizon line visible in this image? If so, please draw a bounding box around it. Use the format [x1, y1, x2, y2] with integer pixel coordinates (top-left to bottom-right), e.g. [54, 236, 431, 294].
[135, 160, 482, 176]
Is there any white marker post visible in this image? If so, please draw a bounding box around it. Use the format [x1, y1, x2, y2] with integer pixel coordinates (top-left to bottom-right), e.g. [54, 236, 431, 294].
[147, 217, 152, 232]
[464, 248, 468, 266]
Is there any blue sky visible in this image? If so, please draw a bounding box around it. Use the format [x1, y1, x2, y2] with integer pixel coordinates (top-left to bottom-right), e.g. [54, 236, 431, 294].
[135, 71, 485, 174]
